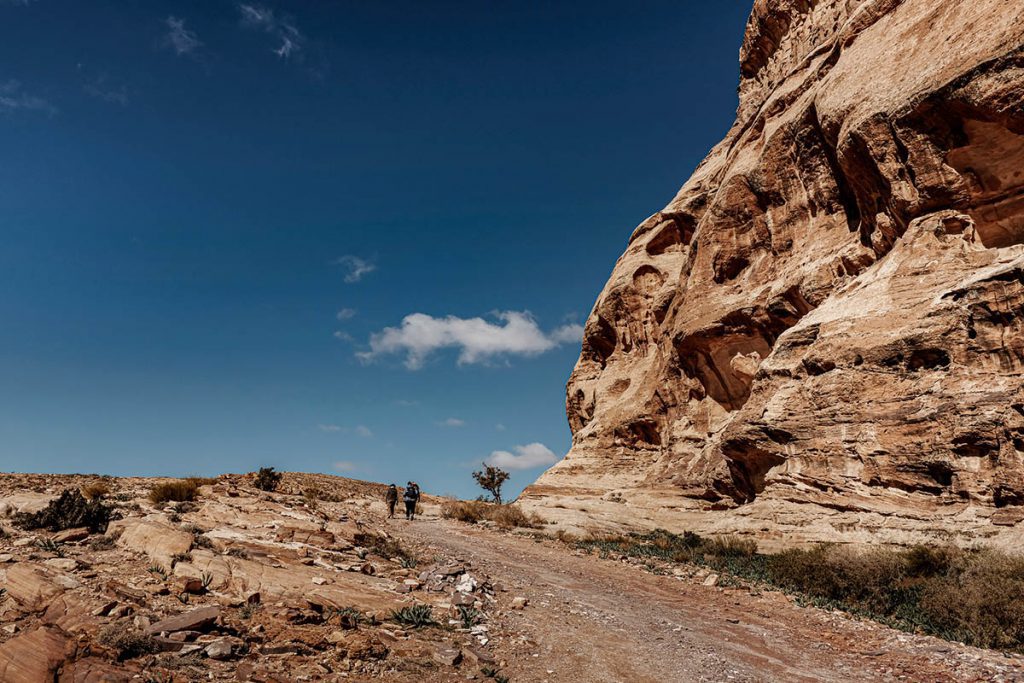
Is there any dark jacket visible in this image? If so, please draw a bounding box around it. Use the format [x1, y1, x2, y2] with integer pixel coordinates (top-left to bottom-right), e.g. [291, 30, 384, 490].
[385, 487, 398, 503]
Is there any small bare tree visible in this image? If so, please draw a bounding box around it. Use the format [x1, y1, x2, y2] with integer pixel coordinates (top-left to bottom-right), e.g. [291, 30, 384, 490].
[472, 463, 510, 504]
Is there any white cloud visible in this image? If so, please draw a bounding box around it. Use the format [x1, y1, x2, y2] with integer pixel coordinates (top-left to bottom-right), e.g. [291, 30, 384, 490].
[0, 81, 56, 116]
[394, 399, 419, 407]
[164, 16, 202, 56]
[336, 308, 357, 321]
[437, 417, 465, 428]
[359, 311, 583, 370]
[485, 442, 560, 471]
[333, 460, 357, 473]
[333, 330, 355, 343]
[238, 3, 304, 60]
[355, 425, 373, 438]
[318, 424, 342, 432]
[335, 255, 376, 284]
[495, 423, 506, 432]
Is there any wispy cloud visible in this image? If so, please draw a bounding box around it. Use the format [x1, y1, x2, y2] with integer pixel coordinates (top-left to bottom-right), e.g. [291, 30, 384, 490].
[1, 0, 34, 6]
[238, 3, 304, 60]
[164, 16, 202, 56]
[485, 443, 560, 471]
[333, 330, 355, 343]
[0, 81, 56, 116]
[495, 423, 506, 432]
[334, 255, 376, 284]
[333, 460, 358, 473]
[336, 308, 357, 321]
[359, 311, 584, 370]
[83, 74, 128, 106]
[437, 417, 465, 428]
[394, 399, 419, 407]
[319, 423, 372, 437]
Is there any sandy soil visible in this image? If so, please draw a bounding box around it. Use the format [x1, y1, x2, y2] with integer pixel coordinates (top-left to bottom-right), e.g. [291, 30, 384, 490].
[394, 516, 1024, 683]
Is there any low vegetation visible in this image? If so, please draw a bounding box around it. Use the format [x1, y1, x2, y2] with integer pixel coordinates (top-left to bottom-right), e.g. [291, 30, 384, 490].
[13, 488, 114, 533]
[353, 531, 416, 565]
[572, 529, 1024, 652]
[441, 499, 544, 530]
[390, 604, 436, 628]
[148, 479, 199, 505]
[254, 467, 282, 492]
[80, 481, 111, 500]
[97, 625, 159, 661]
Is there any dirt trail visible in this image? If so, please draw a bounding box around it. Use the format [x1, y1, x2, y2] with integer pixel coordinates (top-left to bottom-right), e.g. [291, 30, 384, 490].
[397, 518, 1024, 683]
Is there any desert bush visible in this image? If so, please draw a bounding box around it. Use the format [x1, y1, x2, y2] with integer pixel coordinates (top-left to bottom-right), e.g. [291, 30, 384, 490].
[441, 499, 543, 529]
[88, 535, 116, 551]
[253, 467, 282, 492]
[171, 551, 193, 565]
[148, 480, 199, 505]
[915, 548, 1024, 650]
[354, 531, 415, 564]
[390, 604, 436, 628]
[81, 482, 111, 500]
[13, 489, 113, 533]
[193, 533, 215, 549]
[98, 624, 158, 660]
[441, 499, 487, 524]
[489, 504, 544, 530]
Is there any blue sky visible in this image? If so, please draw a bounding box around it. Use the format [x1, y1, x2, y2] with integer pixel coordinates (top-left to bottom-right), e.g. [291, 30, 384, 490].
[0, 0, 751, 499]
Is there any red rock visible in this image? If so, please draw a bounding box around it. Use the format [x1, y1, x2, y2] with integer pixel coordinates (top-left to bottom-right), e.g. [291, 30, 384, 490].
[52, 527, 89, 543]
[145, 605, 220, 635]
[5, 563, 67, 612]
[0, 627, 73, 683]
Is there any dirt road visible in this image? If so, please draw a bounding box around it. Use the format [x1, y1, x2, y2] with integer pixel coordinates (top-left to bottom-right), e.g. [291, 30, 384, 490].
[396, 518, 1024, 683]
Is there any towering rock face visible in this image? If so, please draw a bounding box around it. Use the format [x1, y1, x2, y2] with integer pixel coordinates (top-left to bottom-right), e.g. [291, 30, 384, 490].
[522, 0, 1024, 549]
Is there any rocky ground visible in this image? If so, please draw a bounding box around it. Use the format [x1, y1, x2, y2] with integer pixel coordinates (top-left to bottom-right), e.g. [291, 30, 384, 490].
[1, 472, 1022, 682]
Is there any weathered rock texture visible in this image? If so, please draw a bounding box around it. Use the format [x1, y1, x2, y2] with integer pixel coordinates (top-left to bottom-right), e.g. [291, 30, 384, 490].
[522, 0, 1024, 550]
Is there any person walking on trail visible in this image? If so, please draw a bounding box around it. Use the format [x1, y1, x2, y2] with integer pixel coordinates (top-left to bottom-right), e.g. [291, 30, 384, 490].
[385, 484, 398, 519]
[403, 481, 420, 520]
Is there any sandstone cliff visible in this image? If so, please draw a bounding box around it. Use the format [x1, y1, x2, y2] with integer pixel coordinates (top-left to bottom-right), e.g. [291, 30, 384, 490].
[522, 0, 1024, 549]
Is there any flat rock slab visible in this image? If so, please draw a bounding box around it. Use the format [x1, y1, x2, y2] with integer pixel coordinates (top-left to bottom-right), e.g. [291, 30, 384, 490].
[108, 517, 193, 569]
[5, 563, 68, 612]
[0, 626, 73, 683]
[146, 605, 220, 635]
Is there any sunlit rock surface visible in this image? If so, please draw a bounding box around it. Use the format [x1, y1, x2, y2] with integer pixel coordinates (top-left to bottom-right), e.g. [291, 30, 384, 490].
[522, 0, 1024, 550]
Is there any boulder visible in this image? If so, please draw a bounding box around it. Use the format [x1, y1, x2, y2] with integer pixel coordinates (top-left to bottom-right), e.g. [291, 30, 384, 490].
[52, 527, 90, 543]
[145, 606, 220, 635]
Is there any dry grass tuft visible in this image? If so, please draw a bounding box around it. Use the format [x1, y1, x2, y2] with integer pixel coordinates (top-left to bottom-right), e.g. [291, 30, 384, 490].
[80, 482, 111, 500]
[148, 479, 199, 505]
[441, 499, 544, 529]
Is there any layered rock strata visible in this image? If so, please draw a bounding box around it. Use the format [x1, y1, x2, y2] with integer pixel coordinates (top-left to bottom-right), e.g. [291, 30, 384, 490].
[522, 0, 1024, 550]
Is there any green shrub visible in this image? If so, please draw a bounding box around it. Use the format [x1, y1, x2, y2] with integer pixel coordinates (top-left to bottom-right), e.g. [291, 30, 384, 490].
[13, 489, 113, 533]
[253, 467, 282, 492]
[390, 604, 436, 628]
